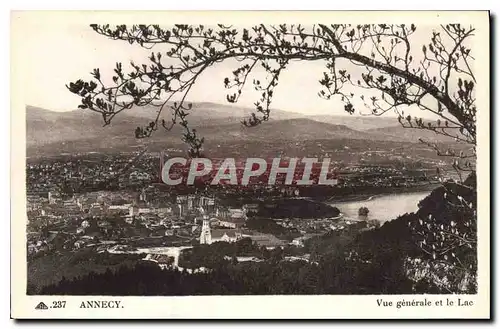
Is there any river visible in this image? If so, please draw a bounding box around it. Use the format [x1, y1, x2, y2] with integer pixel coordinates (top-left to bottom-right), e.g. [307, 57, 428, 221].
[328, 191, 431, 223]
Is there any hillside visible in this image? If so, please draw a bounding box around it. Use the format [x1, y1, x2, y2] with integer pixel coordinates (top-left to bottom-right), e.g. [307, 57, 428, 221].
[27, 105, 138, 147]
[310, 114, 399, 131]
[366, 125, 460, 144]
[194, 118, 385, 142]
[92, 102, 305, 124]
[26, 103, 304, 146]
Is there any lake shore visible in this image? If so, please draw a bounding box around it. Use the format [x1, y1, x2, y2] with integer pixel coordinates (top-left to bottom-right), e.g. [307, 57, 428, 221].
[323, 183, 440, 204]
[325, 188, 436, 223]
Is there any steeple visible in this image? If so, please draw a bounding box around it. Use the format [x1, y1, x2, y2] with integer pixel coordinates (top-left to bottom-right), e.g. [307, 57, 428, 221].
[199, 218, 212, 245]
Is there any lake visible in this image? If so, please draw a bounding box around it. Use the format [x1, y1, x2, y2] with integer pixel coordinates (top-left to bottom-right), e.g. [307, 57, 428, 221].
[328, 191, 431, 223]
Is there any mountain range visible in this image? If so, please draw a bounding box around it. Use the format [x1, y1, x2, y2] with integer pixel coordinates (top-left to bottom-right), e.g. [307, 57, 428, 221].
[25, 103, 456, 156]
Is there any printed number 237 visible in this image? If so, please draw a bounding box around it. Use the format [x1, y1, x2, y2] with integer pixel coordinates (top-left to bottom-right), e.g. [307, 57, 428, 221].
[52, 301, 66, 308]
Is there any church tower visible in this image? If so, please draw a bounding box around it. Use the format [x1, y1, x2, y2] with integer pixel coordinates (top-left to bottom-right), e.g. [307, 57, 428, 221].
[199, 217, 212, 245]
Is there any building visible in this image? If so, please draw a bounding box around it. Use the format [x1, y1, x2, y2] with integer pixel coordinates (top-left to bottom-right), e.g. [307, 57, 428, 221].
[74, 240, 87, 249]
[217, 217, 245, 229]
[249, 234, 285, 249]
[228, 208, 246, 220]
[211, 229, 242, 243]
[291, 237, 305, 247]
[142, 254, 175, 269]
[199, 219, 212, 244]
[48, 191, 61, 204]
[109, 204, 132, 211]
[243, 203, 259, 214]
[128, 206, 155, 216]
[199, 218, 242, 244]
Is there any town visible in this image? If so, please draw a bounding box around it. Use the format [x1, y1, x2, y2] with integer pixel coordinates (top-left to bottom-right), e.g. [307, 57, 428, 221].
[26, 149, 443, 280]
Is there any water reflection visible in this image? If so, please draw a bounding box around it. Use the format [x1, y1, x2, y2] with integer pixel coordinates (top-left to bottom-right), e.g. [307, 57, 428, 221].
[329, 191, 430, 223]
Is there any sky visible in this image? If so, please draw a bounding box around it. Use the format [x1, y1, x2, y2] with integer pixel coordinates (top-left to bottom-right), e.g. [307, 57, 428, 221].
[14, 16, 466, 119]
[18, 21, 343, 115]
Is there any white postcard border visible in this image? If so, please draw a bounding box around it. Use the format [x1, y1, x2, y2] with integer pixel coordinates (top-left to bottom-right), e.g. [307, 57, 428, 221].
[10, 10, 490, 319]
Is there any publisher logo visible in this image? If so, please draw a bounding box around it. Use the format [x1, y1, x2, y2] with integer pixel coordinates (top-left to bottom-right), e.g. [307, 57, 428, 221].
[35, 302, 48, 310]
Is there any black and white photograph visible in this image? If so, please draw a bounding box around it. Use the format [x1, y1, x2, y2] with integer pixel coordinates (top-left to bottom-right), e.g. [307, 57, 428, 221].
[10, 10, 490, 319]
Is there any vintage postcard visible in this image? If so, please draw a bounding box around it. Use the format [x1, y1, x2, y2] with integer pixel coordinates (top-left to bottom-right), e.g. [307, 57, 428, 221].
[11, 10, 490, 319]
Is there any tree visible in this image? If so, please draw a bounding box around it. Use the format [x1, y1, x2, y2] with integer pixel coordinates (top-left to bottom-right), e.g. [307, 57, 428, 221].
[67, 24, 476, 162]
[358, 206, 370, 216]
[67, 23, 477, 283]
[406, 176, 477, 292]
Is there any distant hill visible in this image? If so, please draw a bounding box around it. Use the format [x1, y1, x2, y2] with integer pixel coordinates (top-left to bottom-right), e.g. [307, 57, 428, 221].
[25, 103, 456, 156]
[26, 103, 304, 146]
[194, 118, 384, 142]
[309, 115, 457, 144]
[310, 114, 399, 131]
[366, 125, 459, 144]
[108, 101, 306, 123]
